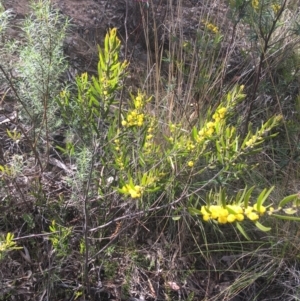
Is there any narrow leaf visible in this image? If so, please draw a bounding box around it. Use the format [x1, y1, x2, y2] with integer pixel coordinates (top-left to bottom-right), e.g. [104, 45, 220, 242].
[254, 221, 271, 232]
[236, 222, 251, 240]
[244, 186, 255, 207]
[272, 214, 300, 221]
[257, 186, 274, 210]
[278, 194, 299, 208]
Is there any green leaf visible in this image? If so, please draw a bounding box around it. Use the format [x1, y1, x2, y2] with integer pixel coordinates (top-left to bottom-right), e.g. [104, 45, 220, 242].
[256, 186, 274, 210]
[236, 222, 250, 240]
[254, 221, 271, 232]
[192, 126, 198, 141]
[188, 207, 202, 216]
[172, 216, 181, 221]
[218, 187, 226, 207]
[105, 33, 109, 53]
[272, 214, 300, 221]
[243, 186, 255, 207]
[278, 194, 299, 208]
[215, 140, 221, 153]
[6, 232, 13, 243]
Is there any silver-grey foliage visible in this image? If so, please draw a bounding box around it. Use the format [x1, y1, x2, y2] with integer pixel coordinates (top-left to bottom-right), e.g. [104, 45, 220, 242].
[16, 0, 69, 138]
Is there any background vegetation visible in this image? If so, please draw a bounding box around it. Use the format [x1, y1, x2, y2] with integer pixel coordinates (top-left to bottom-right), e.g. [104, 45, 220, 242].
[0, 0, 300, 300]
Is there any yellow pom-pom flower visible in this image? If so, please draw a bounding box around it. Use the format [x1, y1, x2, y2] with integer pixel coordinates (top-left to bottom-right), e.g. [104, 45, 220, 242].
[227, 214, 236, 223]
[247, 212, 259, 221]
[187, 161, 194, 167]
[253, 203, 266, 214]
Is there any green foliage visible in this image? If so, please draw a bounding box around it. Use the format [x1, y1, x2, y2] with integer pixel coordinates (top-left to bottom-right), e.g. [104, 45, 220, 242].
[58, 28, 128, 142]
[0, 233, 22, 261]
[13, 0, 70, 147]
[49, 220, 72, 258]
[56, 28, 129, 207]
[56, 27, 300, 238]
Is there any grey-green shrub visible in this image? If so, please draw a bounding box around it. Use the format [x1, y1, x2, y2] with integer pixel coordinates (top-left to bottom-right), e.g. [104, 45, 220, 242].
[16, 0, 69, 147]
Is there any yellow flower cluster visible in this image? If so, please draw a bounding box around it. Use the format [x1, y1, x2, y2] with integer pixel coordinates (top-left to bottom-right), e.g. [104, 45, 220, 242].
[252, 0, 259, 10]
[201, 203, 267, 224]
[133, 95, 143, 109]
[186, 139, 196, 151]
[195, 107, 228, 143]
[196, 121, 215, 143]
[212, 107, 227, 122]
[113, 135, 125, 170]
[122, 110, 145, 127]
[169, 122, 182, 133]
[100, 75, 109, 96]
[144, 134, 153, 149]
[143, 120, 157, 154]
[114, 138, 120, 151]
[203, 21, 219, 34]
[120, 184, 143, 198]
[245, 135, 263, 148]
[271, 4, 281, 14]
[115, 157, 124, 169]
[122, 93, 148, 127]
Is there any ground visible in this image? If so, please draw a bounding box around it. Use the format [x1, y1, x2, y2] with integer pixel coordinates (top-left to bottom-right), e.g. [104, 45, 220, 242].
[1, 0, 299, 300]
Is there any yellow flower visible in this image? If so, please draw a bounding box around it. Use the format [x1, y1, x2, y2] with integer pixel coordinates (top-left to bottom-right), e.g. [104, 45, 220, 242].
[138, 113, 144, 123]
[201, 206, 210, 216]
[144, 142, 151, 149]
[125, 110, 145, 127]
[271, 4, 281, 14]
[60, 90, 67, 97]
[219, 208, 229, 218]
[252, 0, 259, 10]
[204, 22, 219, 34]
[170, 123, 180, 133]
[236, 214, 244, 221]
[227, 214, 236, 223]
[245, 136, 258, 147]
[203, 215, 211, 221]
[207, 122, 215, 128]
[218, 216, 228, 224]
[213, 107, 227, 122]
[268, 207, 275, 215]
[198, 129, 205, 136]
[227, 205, 243, 214]
[247, 212, 259, 221]
[121, 184, 143, 198]
[253, 203, 266, 214]
[218, 107, 227, 115]
[187, 161, 194, 167]
[129, 185, 142, 198]
[186, 140, 196, 151]
[134, 96, 143, 109]
[130, 110, 138, 117]
[127, 114, 133, 123]
[121, 120, 127, 126]
[206, 128, 214, 136]
[245, 206, 253, 215]
[234, 205, 243, 214]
